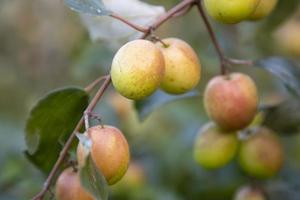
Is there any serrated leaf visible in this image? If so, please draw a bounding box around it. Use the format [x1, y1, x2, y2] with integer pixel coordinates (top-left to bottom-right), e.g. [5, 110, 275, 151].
[25, 87, 89, 173]
[134, 90, 200, 121]
[64, 0, 111, 16]
[262, 99, 300, 135]
[254, 57, 300, 97]
[79, 155, 109, 200]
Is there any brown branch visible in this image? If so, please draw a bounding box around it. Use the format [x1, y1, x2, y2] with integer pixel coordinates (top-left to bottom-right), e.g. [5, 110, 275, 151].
[84, 75, 108, 93]
[32, 75, 111, 200]
[196, 1, 228, 75]
[109, 13, 149, 33]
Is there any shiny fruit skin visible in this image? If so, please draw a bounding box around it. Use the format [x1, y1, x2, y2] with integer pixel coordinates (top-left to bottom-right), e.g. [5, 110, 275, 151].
[234, 185, 266, 200]
[111, 39, 165, 100]
[156, 38, 201, 94]
[77, 125, 130, 185]
[239, 127, 284, 179]
[193, 123, 238, 169]
[248, 0, 278, 20]
[56, 168, 93, 200]
[204, 73, 258, 131]
[204, 0, 260, 24]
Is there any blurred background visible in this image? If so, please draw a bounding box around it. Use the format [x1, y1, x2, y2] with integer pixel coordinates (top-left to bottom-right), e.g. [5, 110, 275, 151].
[0, 0, 300, 199]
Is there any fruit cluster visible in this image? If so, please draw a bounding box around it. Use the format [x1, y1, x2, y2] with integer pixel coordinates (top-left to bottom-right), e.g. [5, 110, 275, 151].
[204, 0, 278, 24]
[193, 73, 284, 199]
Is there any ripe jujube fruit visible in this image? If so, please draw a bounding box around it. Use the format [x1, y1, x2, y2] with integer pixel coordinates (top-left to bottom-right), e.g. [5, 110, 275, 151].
[193, 123, 238, 169]
[55, 168, 93, 200]
[204, 0, 260, 24]
[156, 38, 201, 94]
[234, 185, 266, 200]
[77, 125, 130, 185]
[238, 127, 284, 179]
[110, 39, 165, 100]
[248, 0, 278, 20]
[204, 73, 258, 131]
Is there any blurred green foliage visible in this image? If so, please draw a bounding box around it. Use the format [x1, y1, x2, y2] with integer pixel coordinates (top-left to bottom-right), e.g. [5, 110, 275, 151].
[1, 0, 300, 199]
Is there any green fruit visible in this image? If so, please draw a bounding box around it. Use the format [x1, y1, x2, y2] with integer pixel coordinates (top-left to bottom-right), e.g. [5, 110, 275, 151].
[239, 127, 284, 178]
[156, 38, 201, 94]
[234, 185, 266, 200]
[193, 123, 238, 169]
[204, 0, 260, 24]
[77, 125, 130, 185]
[248, 0, 278, 20]
[204, 73, 258, 131]
[111, 39, 165, 100]
[55, 168, 93, 200]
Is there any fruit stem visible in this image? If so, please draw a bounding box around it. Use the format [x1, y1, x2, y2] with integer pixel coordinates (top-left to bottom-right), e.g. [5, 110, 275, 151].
[196, 1, 228, 75]
[109, 13, 149, 33]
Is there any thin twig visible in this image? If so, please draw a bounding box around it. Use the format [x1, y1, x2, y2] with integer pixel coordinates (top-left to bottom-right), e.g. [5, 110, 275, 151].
[196, 1, 227, 75]
[109, 13, 148, 33]
[32, 75, 111, 200]
[84, 75, 108, 93]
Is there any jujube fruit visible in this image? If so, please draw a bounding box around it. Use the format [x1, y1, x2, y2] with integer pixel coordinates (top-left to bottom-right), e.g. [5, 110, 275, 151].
[234, 185, 266, 200]
[204, 73, 258, 131]
[55, 167, 93, 200]
[248, 0, 278, 20]
[77, 125, 130, 185]
[204, 0, 260, 24]
[110, 39, 165, 100]
[193, 123, 238, 169]
[156, 38, 201, 94]
[238, 127, 284, 179]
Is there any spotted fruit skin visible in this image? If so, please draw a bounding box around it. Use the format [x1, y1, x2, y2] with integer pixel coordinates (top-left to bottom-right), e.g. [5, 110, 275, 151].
[77, 125, 130, 185]
[204, 73, 258, 131]
[156, 38, 201, 94]
[248, 0, 278, 20]
[204, 0, 260, 24]
[193, 123, 238, 169]
[238, 127, 284, 179]
[111, 39, 165, 100]
[234, 185, 266, 200]
[55, 168, 93, 200]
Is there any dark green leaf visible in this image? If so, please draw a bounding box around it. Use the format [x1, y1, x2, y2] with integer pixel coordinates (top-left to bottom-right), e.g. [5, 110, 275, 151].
[64, 0, 111, 16]
[134, 90, 200, 121]
[25, 87, 89, 173]
[79, 155, 108, 200]
[254, 57, 300, 97]
[262, 99, 300, 135]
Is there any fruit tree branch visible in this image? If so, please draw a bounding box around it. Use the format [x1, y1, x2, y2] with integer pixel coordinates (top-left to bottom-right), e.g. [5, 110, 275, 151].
[32, 1, 199, 199]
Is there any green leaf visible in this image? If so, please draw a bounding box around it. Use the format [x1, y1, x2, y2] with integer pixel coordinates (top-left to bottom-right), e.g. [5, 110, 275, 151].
[254, 57, 300, 97]
[24, 87, 89, 173]
[262, 99, 300, 135]
[79, 155, 109, 200]
[64, 0, 112, 16]
[134, 90, 200, 121]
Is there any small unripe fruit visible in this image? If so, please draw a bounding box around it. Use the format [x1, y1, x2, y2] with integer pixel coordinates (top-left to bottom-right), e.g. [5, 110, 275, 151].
[77, 125, 130, 185]
[204, 0, 260, 24]
[111, 39, 165, 100]
[204, 73, 258, 131]
[234, 185, 266, 200]
[156, 38, 201, 94]
[248, 0, 278, 20]
[239, 127, 284, 179]
[55, 168, 93, 200]
[193, 123, 238, 169]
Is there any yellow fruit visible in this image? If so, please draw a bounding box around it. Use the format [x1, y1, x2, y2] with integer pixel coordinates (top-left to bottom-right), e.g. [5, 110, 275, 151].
[248, 0, 278, 20]
[156, 38, 201, 94]
[204, 73, 258, 131]
[111, 39, 165, 100]
[234, 185, 266, 200]
[77, 125, 130, 185]
[55, 168, 93, 200]
[193, 123, 238, 169]
[239, 127, 284, 178]
[204, 0, 260, 24]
